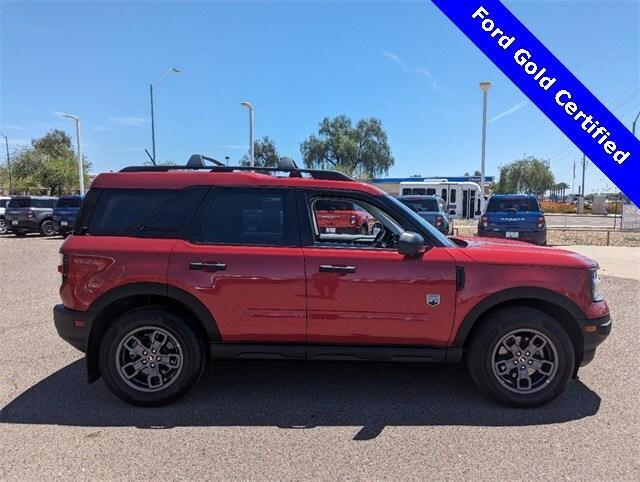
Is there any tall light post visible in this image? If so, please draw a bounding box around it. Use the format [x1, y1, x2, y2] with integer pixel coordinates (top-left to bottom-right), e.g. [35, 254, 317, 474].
[479, 81, 492, 213]
[60, 113, 84, 194]
[150, 67, 180, 164]
[0, 133, 12, 194]
[241, 101, 255, 167]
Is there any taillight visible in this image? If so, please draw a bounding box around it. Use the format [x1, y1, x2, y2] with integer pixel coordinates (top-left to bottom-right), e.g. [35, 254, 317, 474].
[480, 215, 488, 228]
[27, 210, 34, 219]
[350, 214, 357, 225]
[537, 216, 545, 229]
[58, 253, 69, 282]
[436, 215, 443, 227]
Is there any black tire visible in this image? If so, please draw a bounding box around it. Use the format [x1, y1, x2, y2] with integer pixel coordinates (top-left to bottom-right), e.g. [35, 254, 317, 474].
[99, 308, 204, 406]
[0, 219, 7, 235]
[466, 306, 575, 407]
[39, 219, 56, 237]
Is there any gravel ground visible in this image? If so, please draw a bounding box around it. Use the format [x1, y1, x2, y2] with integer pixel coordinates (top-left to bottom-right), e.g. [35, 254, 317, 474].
[1, 235, 639, 480]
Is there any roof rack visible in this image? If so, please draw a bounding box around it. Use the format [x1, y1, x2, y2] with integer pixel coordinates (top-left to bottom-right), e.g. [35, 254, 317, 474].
[119, 154, 355, 182]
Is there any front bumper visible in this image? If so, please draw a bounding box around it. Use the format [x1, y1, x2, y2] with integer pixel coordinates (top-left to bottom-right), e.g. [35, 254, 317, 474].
[53, 304, 95, 353]
[477, 229, 546, 245]
[579, 314, 612, 366]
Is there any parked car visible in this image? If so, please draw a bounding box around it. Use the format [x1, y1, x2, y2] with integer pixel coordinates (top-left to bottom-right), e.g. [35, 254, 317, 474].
[0, 196, 10, 235]
[315, 198, 372, 234]
[398, 195, 451, 235]
[54, 160, 610, 407]
[477, 194, 547, 245]
[53, 195, 83, 237]
[5, 195, 58, 236]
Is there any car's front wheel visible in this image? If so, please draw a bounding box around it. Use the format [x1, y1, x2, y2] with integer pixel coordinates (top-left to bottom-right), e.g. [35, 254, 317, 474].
[99, 308, 204, 406]
[466, 306, 575, 407]
[0, 219, 7, 235]
[40, 219, 56, 236]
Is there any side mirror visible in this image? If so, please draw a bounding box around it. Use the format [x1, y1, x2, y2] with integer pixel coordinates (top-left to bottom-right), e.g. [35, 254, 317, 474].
[398, 231, 426, 257]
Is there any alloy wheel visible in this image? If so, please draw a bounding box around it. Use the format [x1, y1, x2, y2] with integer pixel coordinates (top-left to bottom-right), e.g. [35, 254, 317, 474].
[491, 328, 558, 394]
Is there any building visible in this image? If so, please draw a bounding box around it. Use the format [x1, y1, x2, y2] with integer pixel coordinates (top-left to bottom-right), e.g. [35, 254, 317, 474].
[372, 176, 495, 197]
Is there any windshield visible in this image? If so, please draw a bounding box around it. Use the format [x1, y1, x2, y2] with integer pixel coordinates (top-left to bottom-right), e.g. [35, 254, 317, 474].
[487, 197, 540, 213]
[385, 195, 456, 247]
[400, 198, 439, 212]
[56, 197, 82, 208]
[8, 198, 30, 208]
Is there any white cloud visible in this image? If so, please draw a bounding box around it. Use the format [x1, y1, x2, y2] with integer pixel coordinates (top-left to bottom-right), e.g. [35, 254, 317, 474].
[108, 116, 148, 127]
[383, 52, 440, 91]
[489, 100, 528, 123]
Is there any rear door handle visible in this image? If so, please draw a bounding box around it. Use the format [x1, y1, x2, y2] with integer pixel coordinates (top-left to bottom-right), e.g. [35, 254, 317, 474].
[319, 265, 356, 275]
[189, 262, 227, 272]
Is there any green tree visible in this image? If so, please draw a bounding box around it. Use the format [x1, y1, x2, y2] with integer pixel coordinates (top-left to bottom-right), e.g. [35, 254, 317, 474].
[494, 156, 555, 196]
[300, 115, 394, 180]
[11, 129, 91, 194]
[240, 136, 280, 167]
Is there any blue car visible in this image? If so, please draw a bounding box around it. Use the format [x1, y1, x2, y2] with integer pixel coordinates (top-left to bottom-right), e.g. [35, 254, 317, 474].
[477, 194, 547, 245]
[398, 195, 451, 235]
[53, 195, 83, 237]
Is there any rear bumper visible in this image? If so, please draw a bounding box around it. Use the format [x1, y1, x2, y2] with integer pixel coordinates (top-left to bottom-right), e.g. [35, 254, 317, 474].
[7, 219, 40, 231]
[579, 314, 612, 367]
[53, 304, 94, 353]
[477, 230, 546, 245]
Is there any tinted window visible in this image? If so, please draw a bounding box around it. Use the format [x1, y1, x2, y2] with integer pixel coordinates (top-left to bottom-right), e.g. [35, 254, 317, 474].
[426, 188, 436, 195]
[487, 197, 540, 212]
[0, 199, 8, 208]
[8, 198, 30, 208]
[56, 197, 82, 208]
[441, 189, 447, 202]
[400, 198, 439, 212]
[450, 190, 457, 203]
[315, 199, 356, 211]
[193, 188, 293, 246]
[88, 188, 207, 237]
[32, 199, 56, 208]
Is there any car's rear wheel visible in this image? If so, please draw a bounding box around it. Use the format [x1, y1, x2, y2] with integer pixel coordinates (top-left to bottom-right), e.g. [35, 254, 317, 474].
[39, 219, 56, 236]
[466, 306, 575, 407]
[0, 219, 7, 235]
[99, 308, 204, 406]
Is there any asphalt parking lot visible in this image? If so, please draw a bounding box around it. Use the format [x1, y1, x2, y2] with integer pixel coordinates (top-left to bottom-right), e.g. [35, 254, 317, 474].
[1, 235, 639, 479]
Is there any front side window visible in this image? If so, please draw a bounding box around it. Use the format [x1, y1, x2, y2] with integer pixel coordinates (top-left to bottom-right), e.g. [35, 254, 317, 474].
[8, 198, 30, 208]
[310, 195, 403, 250]
[192, 188, 294, 246]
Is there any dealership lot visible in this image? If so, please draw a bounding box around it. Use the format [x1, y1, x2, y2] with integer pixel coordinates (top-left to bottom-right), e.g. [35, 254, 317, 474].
[1, 236, 638, 479]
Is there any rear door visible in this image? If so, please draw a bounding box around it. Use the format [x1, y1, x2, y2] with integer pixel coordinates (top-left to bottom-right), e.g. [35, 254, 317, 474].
[169, 187, 307, 343]
[486, 197, 541, 236]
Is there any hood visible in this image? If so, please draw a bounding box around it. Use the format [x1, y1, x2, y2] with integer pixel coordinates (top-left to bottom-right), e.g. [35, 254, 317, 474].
[452, 236, 597, 269]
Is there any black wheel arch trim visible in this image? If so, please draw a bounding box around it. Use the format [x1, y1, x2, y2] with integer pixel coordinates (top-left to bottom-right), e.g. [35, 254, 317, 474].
[453, 287, 587, 347]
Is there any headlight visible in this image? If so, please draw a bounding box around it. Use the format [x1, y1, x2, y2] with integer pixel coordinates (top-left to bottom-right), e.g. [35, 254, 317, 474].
[590, 269, 604, 302]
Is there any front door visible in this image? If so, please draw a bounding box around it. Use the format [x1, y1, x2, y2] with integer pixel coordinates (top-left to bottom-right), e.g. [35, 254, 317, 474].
[169, 187, 306, 343]
[302, 192, 457, 346]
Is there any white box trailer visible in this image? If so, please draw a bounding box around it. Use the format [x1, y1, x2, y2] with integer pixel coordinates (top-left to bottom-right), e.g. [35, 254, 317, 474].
[399, 181, 483, 219]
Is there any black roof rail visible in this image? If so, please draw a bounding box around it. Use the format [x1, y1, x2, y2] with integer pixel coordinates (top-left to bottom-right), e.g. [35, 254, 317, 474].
[120, 159, 355, 182]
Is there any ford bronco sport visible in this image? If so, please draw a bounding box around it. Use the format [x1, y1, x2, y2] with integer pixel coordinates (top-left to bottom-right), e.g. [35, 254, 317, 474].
[54, 158, 611, 407]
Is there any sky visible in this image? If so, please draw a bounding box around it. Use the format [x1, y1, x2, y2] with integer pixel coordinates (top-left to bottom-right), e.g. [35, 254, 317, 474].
[1, 0, 639, 194]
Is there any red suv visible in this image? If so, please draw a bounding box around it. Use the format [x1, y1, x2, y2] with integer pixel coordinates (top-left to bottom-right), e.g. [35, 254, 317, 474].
[54, 160, 611, 407]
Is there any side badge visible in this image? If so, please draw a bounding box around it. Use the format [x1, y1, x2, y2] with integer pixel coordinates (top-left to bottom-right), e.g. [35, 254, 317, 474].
[426, 294, 440, 307]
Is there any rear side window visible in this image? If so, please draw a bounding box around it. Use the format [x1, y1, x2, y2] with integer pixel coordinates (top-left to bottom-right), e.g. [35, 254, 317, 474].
[86, 187, 208, 237]
[32, 199, 56, 208]
[191, 188, 295, 246]
[487, 197, 540, 212]
[8, 198, 30, 208]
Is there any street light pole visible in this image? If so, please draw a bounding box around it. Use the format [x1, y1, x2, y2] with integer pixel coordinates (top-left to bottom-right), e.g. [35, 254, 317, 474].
[479, 81, 492, 213]
[60, 113, 84, 194]
[241, 101, 255, 167]
[149, 67, 180, 164]
[0, 133, 12, 194]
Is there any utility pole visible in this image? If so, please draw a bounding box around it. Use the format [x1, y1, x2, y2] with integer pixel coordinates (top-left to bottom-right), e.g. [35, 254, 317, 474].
[149, 67, 181, 164]
[581, 153, 586, 198]
[479, 81, 492, 213]
[633, 110, 640, 137]
[572, 159, 576, 196]
[0, 133, 12, 194]
[240, 102, 255, 167]
[60, 113, 84, 194]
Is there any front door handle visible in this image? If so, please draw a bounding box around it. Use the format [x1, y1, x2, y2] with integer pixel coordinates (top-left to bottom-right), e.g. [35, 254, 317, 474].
[319, 265, 356, 275]
[189, 262, 227, 272]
